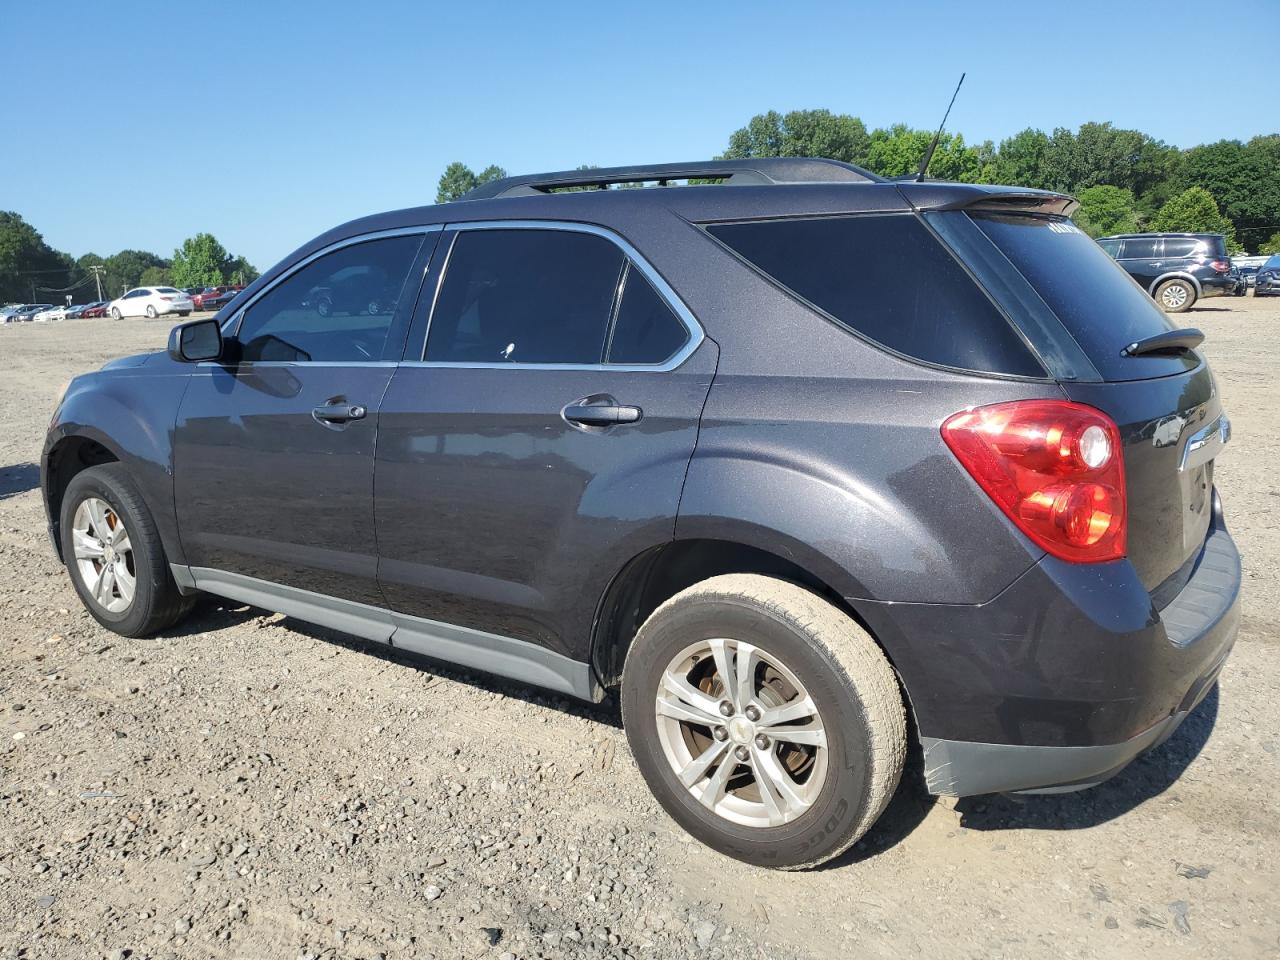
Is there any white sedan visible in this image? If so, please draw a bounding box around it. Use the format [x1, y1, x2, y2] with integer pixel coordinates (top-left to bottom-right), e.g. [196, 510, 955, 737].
[108, 287, 194, 320]
[32, 305, 71, 322]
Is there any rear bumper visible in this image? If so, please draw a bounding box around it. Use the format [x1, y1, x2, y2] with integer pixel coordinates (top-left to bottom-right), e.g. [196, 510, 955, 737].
[858, 492, 1240, 796]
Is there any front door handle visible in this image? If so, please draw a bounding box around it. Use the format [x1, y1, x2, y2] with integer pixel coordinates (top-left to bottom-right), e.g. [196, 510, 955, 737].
[312, 401, 367, 425]
[562, 400, 643, 427]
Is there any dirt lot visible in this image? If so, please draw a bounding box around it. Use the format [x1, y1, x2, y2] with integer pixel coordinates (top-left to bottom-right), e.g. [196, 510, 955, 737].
[1, 296, 1278, 960]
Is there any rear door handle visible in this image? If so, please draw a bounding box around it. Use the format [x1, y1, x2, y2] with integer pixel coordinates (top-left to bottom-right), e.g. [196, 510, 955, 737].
[562, 401, 643, 427]
[312, 402, 367, 425]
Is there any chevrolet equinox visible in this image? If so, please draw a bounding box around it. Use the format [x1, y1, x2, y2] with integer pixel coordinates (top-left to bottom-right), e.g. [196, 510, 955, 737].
[43, 159, 1241, 869]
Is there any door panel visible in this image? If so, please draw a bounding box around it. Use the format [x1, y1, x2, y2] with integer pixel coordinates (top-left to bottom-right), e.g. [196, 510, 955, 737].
[375, 344, 717, 660]
[171, 230, 437, 605]
[174, 363, 396, 605]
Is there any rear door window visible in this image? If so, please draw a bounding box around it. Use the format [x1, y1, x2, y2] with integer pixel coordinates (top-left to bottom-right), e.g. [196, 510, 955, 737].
[1162, 239, 1199, 258]
[1120, 237, 1159, 259]
[606, 266, 690, 365]
[706, 213, 1044, 377]
[971, 215, 1193, 380]
[426, 229, 625, 364]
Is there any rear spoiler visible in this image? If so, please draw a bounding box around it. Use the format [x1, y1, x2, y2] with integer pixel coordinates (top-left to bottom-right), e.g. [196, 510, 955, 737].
[896, 182, 1078, 218]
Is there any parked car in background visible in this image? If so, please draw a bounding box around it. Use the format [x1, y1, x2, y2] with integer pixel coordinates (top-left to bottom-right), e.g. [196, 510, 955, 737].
[1255, 255, 1280, 297]
[43, 158, 1239, 869]
[107, 287, 194, 320]
[80, 301, 109, 318]
[1097, 232, 1234, 312]
[32, 305, 71, 322]
[11, 304, 54, 322]
[1232, 254, 1268, 287]
[0, 303, 27, 322]
[191, 286, 231, 310]
[197, 288, 240, 312]
[65, 304, 90, 319]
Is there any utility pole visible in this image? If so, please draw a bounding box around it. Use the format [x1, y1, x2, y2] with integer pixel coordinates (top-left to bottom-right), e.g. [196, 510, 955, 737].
[88, 265, 106, 301]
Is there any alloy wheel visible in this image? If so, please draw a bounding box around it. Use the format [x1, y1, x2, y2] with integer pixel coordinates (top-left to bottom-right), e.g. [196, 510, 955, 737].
[71, 497, 136, 614]
[1161, 283, 1189, 309]
[655, 637, 829, 828]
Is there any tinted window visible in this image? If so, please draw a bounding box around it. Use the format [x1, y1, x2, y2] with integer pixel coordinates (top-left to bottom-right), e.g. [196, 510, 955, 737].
[236, 234, 421, 363]
[1097, 239, 1121, 258]
[607, 267, 689, 364]
[1120, 237, 1159, 259]
[707, 214, 1043, 377]
[972, 215, 1191, 380]
[157, 287, 182, 294]
[1162, 239, 1199, 258]
[426, 229, 624, 364]
[1266, 256, 1280, 270]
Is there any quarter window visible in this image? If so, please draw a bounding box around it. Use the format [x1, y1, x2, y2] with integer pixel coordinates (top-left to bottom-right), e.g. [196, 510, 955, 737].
[708, 214, 1044, 377]
[1163, 239, 1199, 258]
[426, 229, 625, 364]
[235, 234, 422, 363]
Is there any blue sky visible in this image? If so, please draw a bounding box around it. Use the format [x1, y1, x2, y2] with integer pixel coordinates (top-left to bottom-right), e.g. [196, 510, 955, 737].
[4, 0, 1275, 271]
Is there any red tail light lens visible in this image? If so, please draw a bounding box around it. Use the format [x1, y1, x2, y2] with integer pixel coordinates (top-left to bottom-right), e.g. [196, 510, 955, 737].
[942, 400, 1126, 563]
[1210, 260, 1230, 273]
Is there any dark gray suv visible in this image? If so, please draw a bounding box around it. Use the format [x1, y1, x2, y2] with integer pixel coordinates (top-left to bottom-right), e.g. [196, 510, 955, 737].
[42, 159, 1240, 869]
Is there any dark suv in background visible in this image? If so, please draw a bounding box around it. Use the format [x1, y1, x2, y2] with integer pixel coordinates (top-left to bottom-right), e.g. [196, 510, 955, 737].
[1254, 254, 1280, 297]
[43, 160, 1240, 869]
[1098, 232, 1235, 312]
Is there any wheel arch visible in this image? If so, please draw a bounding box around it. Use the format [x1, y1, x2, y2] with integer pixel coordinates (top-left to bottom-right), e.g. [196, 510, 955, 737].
[43, 433, 122, 561]
[589, 536, 907, 699]
[1148, 271, 1203, 298]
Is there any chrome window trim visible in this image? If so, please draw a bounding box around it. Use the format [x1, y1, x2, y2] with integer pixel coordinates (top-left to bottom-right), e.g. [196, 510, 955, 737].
[405, 219, 705, 373]
[221, 225, 443, 339]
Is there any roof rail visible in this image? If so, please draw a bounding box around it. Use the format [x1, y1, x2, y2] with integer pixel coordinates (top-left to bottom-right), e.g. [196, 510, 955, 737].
[458, 158, 882, 200]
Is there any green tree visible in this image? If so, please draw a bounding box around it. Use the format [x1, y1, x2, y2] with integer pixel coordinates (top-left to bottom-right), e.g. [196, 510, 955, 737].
[983, 128, 1051, 188]
[1041, 122, 1175, 198]
[1174, 135, 1280, 253]
[1150, 187, 1240, 252]
[723, 109, 870, 166]
[170, 233, 232, 289]
[1073, 185, 1139, 238]
[864, 125, 985, 181]
[1258, 231, 1280, 255]
[227, 255, 259, 287]
[0, 211, 69, 302]
[436, 162, 507, 203]
[139, 265, 171, 287]
[104, 249, 170, 297]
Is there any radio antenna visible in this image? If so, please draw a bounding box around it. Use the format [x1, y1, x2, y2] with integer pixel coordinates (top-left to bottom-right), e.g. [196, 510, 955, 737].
[916, 72, 966, 182]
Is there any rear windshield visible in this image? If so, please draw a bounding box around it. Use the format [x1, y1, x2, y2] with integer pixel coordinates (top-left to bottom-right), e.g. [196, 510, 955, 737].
[971, 215, 1194, 380]
[706, 214, 1044, 377]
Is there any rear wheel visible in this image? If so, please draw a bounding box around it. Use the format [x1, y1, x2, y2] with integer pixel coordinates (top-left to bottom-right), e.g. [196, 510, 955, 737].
[1156, 278, 1195, 313]
[145, 304, 158, 319]
[621, 574, 906, 869]
[60, 464, 194, 637]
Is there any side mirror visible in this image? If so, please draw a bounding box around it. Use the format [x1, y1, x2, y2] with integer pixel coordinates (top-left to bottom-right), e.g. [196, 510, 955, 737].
[168, 317, 223, 363]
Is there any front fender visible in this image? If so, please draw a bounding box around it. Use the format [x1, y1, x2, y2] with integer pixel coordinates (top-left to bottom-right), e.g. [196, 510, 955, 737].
[44, 364, 191, 565]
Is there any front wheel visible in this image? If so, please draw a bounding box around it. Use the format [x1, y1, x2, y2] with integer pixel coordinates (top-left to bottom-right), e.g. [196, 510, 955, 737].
[60, 464, 194, 637]
[110, 307, 121, 320]
[1156, 278, 1195, 313]
[622, 574, 906, 870]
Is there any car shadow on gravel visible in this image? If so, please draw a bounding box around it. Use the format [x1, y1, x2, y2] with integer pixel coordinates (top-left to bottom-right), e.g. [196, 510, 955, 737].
[0, 462, 40, 500]
[954, 685, 1220, 833]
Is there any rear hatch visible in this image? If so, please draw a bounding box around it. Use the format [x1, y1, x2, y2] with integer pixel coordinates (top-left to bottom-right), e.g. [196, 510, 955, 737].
[957, 212, 1225, 594]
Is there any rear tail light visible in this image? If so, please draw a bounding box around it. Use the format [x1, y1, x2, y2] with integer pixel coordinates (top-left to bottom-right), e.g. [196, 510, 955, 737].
[942, 400, 1126, 563]
[1211, 260, 1230, 273]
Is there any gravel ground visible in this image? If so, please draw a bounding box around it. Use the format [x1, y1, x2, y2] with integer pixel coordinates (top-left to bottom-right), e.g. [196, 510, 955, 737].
[1, 297, 1278, 960]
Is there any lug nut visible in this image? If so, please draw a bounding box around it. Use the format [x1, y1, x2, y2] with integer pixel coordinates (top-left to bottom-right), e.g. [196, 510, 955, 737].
[744, 704, 761, 722]
[713, 726, 728, 741]
[754, 734, 771, 751]
[734, 745, 750, 762]
[718, 700, 734, 717]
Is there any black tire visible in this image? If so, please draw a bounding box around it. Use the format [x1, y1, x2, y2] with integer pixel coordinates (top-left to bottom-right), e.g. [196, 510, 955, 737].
[60, 464, 194, 637]
[1155, 278, 1195, 313]
[110, 307, 121, 320]
[621, 574, 906, 870]
[145, 305, 158, 319]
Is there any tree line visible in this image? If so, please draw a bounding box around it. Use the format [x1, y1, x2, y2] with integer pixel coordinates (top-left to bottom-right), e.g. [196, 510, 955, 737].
[0, 214, 258, 305]
[438, 113, 1280, 254]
